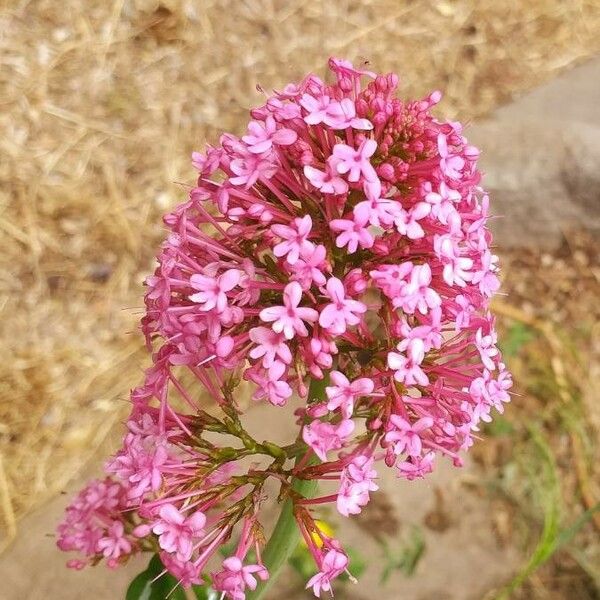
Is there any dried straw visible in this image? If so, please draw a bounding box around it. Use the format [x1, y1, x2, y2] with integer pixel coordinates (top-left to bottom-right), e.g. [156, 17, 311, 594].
[1, 0, 599, 546]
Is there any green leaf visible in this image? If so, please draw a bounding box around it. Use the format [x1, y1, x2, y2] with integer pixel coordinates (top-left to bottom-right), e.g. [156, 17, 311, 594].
[501, 322, 534, 357]
[379, 526, 425, 584]
[191, 582, 219, 600]
[126, 554, 187, 600]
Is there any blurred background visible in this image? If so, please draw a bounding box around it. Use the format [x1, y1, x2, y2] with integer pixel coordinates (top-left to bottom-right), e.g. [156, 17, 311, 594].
[1, 1, 599, 598]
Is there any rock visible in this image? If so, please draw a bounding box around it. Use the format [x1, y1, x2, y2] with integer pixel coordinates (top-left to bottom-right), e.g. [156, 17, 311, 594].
[468, 57, 600, 250]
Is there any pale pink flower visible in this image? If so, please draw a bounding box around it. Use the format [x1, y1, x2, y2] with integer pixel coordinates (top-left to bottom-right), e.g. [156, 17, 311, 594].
[438, 133, 465, 179]
[229, 150, 278, 188]
[394, 202, 431, 239]
[393, 263, 441, 315]
[306, 549, 349, 598]
[370, 262, 413, 299]
[249, 326, 292, 368]
[332, 139, 378, 182]
[189, 269, 241, 313]
[337, 455, 378, 517]
[152, 504, 206, 561]
[303, 163, 348, 195]
[272, 215, 313, 265]
[475, 327, 499, 370]
[97, 521, 132, 561]
[387, 338, 429, 386]
[291, 244, 328, 289]
[242, 115, 297, 154]
[397, 451, 435, 480]
[385, 415, 434, 457]
[300, 94, 372, 130]
[329, 214, 374, 253]
[250, 360, 293, 406]
[353, 194, 401, 227]
[303, 419, 355, 461]
[212, 556, 269, 600]
[259, 282, 318, 339]
[325, 370, 374, 418]
[318, 277, 367, 335]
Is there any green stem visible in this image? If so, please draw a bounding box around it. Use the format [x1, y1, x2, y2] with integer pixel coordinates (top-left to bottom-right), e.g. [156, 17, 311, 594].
[246, 376, 328, 600]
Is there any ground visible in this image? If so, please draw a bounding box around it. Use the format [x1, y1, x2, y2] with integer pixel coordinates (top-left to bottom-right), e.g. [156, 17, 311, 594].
[3, 1, 600, 597]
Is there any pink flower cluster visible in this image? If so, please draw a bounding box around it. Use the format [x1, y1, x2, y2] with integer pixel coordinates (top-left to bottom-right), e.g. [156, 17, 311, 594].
[57, 58, 511, 597]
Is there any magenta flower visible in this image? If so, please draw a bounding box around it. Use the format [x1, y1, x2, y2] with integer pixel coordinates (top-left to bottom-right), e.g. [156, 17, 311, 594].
[332, 139, 378, 182]
[212, 556, 269, 600]
[152, 504, 206, 561]
[189, 268, 241, 313]
[259, 281, 319, 339]
[329, 213, 374, 253]
[318, 277, 367, 335]
[306, 549, 349, 598]
[242, 115, 297, 154]
[272, 215, 313, 265]
[302, 419, 355, 461]
[58, 59, 512, 597]
[325, 370, 374, 418]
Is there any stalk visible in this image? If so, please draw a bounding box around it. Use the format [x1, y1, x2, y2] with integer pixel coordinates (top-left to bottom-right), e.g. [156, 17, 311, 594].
[246, 377, 327, 600]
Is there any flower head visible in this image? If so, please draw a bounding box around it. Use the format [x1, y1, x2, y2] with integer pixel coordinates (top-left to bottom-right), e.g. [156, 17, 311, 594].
[58, 58, 511, 598]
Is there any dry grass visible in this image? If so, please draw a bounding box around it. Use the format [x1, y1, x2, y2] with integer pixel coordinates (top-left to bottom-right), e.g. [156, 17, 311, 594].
[1, 0, 599, 548]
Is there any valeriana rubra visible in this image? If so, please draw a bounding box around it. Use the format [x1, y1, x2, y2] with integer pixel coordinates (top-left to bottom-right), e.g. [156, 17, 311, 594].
[57, 58, 512, 599]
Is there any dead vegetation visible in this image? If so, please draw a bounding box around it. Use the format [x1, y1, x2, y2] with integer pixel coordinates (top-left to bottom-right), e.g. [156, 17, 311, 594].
[1, 2, 599, 580]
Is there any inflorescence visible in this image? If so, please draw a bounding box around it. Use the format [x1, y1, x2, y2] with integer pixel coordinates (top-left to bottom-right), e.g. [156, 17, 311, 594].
[57, 58, 512, 599]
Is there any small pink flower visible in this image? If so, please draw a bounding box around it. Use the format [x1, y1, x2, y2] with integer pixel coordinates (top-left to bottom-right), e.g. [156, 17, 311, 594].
[306, 549, 349, 598]
[189, 269, 241, 313]
[387, 338, 429, 386]
[212, 556, 269, 600]
[319, 277, 367, 335]
[304, 162, 348, 195]
[337, 455, 378, 517]
[152, 504, 206, 561]
[242, 115, 297, 154]
[438, 133, 465, 179]
[325, 97, 373, 130]
[397, 451, 435, 480]
[229, 150, 278, 188]
[385, 415, 434, 457]
[475, 327, 499, 371]
[353, 195, 400, 227]
[332, 139, 378, 183]
[394, 202, 430, 239]
[272, 215, 313, 265]
[259, 282, 318, 339]
[97, 521, 132, 561]
[393, 263, 441, 315]
[302, 419, 355, 461]
[370, 262, 413, 299]
[329, 214, 374, 253]
[325, 370, 374, 418]
[291, 244, 328, 289]
[250, 360, 293, 406]
[249, 326, 292, 368]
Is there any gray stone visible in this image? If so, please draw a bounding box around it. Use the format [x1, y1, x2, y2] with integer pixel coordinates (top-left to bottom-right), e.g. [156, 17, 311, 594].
[468, 57, 600, 250]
